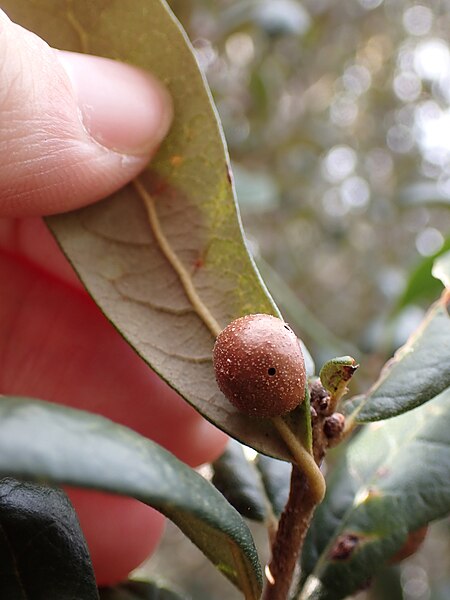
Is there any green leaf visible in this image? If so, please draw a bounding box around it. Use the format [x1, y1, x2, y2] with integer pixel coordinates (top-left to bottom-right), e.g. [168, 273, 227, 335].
[299, 385, 313, 453]
[432, 250, 450, 290]
[319, 357, 358, 396]
[99, 580, 186, 600]
[255, 455, 291, 518]
[212, 441, 293, 522]
[299, 388, 450, 600]
[346, 298, 450, 422]
[0, 397, 262, 599]
[1, 0, 303, 461]
[394, 237, 450, 312]
[212, 440, 268, 522]
[0, 478, 98, 600]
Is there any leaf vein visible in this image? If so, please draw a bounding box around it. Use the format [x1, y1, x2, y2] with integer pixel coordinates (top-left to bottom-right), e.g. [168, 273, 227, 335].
[133, 178, 222, 338]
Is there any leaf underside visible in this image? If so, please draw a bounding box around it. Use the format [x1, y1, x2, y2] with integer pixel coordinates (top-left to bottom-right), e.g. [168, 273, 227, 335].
[0, 478, 98, 600]
[346, 297, 450, 422]
[255, 454, 291, 518]
[300, 388, 450, 600]
[212, 440, 293, 523]
[0, 396, 263, 599]
[0, 0, 309, 461]
[212, 440, 268, 522]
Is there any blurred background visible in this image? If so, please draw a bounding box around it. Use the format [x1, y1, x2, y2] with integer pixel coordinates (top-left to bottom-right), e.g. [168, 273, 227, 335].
[141, 1, 450, 598]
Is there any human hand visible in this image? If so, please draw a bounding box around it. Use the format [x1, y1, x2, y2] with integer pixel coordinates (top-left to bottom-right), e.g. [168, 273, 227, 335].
[0, 9, 228, 586]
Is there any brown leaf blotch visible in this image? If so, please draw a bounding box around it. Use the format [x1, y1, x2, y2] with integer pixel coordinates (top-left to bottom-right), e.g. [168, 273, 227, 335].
[329, 533, 361, 561]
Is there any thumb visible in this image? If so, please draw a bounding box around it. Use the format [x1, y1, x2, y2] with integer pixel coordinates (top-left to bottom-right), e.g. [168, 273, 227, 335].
[0, 10, 173, 217]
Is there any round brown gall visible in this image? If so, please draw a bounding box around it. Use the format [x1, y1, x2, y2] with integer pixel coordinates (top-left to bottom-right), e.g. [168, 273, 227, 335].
[213, 314, 306, 418]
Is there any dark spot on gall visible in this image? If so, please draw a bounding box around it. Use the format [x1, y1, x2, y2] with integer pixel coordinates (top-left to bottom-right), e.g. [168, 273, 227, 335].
[268, 367, 277, 376]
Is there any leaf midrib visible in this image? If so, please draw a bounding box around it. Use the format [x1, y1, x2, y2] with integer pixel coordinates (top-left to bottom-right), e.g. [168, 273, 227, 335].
[134, 178, 222, 338]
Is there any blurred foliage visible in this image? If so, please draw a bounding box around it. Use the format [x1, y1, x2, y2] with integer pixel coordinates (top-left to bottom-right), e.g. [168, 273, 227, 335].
[168, 0, 450, 375]
[161, 1, 450, 598]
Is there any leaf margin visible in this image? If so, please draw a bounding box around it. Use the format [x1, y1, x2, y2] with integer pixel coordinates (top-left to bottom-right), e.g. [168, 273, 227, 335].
[0, 395, 263, 599]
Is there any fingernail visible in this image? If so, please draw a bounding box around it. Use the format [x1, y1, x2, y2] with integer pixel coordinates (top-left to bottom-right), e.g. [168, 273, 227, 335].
[57, 51, 173, 155]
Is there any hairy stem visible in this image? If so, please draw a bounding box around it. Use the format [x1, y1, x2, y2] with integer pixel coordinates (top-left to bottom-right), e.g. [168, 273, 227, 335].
[264, 402, 329, 600]
[262, 466, 317, 600]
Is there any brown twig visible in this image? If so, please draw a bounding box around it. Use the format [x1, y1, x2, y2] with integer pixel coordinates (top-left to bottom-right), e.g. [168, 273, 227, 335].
[262, 377, 351, 600]
[262, 465, 317, 600]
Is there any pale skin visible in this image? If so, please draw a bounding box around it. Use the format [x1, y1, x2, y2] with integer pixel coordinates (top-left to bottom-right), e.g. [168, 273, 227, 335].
[0, 9, 228, 586]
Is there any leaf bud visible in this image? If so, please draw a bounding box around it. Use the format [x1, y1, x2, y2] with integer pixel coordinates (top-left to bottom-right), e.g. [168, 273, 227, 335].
[319, 356, 358, 395]
[323, 413, 345, 446]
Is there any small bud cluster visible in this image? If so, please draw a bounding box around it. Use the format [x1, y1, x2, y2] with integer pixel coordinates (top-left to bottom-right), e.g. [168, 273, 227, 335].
[309, 378, 346, 454]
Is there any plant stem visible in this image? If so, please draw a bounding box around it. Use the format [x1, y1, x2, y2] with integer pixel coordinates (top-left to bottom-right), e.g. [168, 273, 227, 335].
[263, 416, 326, 600]
[264, 390, 332, 600]
[272, 417, 325, 503]
[262, 465, 317, 600]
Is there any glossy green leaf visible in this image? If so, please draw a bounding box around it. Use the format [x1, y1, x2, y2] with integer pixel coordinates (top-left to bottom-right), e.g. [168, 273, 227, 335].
[255, 455, 291, 518]
[346, 297, 450, 422]
[212, 440, 268, 522]
[0, 0, 304, 461]
[99, 580, 186, 600]
[212, 440, 293, 522]
[394, 237, 450, 312]
[0, 478, 98, 600]
[299, 388, 450, 600]
[0, 397, 262, 599]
